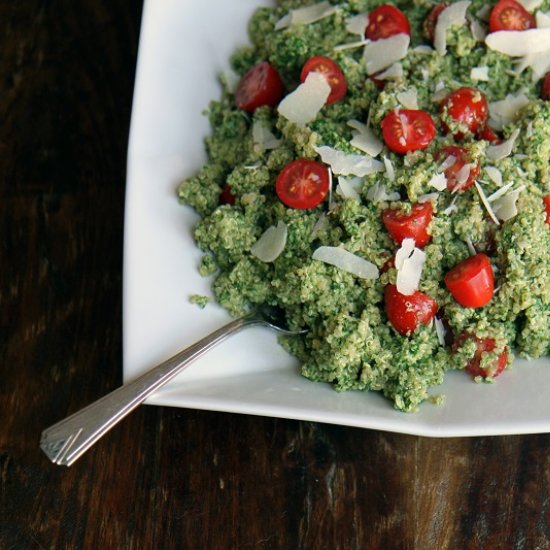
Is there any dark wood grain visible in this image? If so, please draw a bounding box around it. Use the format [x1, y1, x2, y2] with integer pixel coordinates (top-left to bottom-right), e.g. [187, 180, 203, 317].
[1, 1, 549, 549]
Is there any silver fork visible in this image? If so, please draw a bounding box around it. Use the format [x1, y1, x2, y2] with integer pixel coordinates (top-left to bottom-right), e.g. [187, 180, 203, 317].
[40, 308, 304, 466]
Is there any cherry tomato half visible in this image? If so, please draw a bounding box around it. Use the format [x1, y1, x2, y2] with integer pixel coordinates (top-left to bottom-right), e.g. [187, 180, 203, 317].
[489, 0, 536, 32]
[440, 87, 489, 139]
[542, 72, 550, 101]
[235, 62, 285, 112]
[424, 3, 449, 43]
[543, 195, 550, 225]
[384, 284, 438, 336]
[275, 159, 329, 209]
[300, 56, 347, 104]
[219, 184, 236, 205]
[381, 109, 436, 154]
[365, 4, 411, 40]
[444, 253, 494, 308]
[476, 124, 502, 144]
[452, 333, 508, 378]
[382, 202, 433, 247]
[436, 146, 480, 192]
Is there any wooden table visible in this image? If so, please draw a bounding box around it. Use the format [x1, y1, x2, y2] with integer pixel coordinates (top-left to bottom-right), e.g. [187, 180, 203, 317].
[1, 1, 549, 548]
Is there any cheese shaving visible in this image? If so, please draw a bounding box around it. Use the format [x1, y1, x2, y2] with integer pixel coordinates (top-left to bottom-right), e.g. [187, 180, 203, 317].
[366, 182, 400, 203]
[518, 0, 545, 11]
[333, 39, 370, 51]
[275, 1, 338, 30]
[277, 72, 331, 125]
[470, 66, 489, 81]
[314, 145, 385, 176]
[475, 181, 500, 225]
[347, 119, 384, 157]
[476, 4, 491, 21]
[375, 62, 404, 80]
[395, 238, 426, 296]
[485, 28, 550, 56]
[484, 166, 503, 186]
[383, 156, 395, 181]
[486, 128, 520, 161]
[252, 121, 282, 150]
[418, 192, 440, 206]
[336, 176, 362, 200]
[345, 13, 369, 36]
[536, 11, 550, 27]
[470, 19, 487, 42]
[413, 45, 435, 54]
[443, 195, 459, 216]
[434, 317, 447, 347]
[396, 87, 419, 109]
[452, 164, 473, 193]
[487, 181, 515, 202]
[428, 172, 448, 191]
[492, 187, 524, 221]
[488, 92, 529, 131]
[434, 1, 471, 56]
[465, 236, 477, 256]
[312, 246, 379, 279]
[250, 221, 287, 262]
[364, 34, 410, 75]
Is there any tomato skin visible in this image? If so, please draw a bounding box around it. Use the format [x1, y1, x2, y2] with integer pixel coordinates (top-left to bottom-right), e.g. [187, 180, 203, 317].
[381, 109, 436, 154]
[219, 184, 236, 205]
[275, 159, 329, 210]
[384, 284, 438, 336]
[444, 253, 494, 308]
[424, 3, 448, 43]
[476, 125, 502, 144]
[440, 87, 489, 139]
[365, 4, 411, 40]
[543, 195, 550, 225]
[453, 333, 508, 378]
[235, 62, 285, 112]
[489, 0, 536, 32]
[300, 56, 347, 104]
[542, 72, 550, 101]
[436, 146, 481, 192]
[382, 202, 433, 247]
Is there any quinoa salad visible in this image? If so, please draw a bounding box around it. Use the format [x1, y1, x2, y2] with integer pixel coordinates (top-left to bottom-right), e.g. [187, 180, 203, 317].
[178, 0, 550, 412]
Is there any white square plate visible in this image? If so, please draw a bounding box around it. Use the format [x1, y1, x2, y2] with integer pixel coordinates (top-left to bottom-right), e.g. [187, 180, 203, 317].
[123, 0, 550, 437]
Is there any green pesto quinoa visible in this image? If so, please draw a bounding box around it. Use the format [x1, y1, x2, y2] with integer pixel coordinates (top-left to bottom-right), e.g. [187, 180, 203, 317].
[178, 0, 550, 411]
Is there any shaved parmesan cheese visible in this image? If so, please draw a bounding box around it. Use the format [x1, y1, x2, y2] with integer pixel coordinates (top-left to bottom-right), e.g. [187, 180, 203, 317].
[526, 121, 534, 138]
[375, 62, 404, 80]
[518, 0, 545, 11]
[475, 181, 500, 225]
[311, 212, 328, 238]
[336, 176, 362, 200]
[250, 221, 287, 262]
[452, 164, 473, 193]
[434, 317, 447, 346]
[492, 187, 524, 221]
[487, 181, 515, 202]
[485, 28, 550, 56]
[221, 69, 240, 93]
[428, 172, 448, 191]
[438, 154, 457, 172]
[252, 121, 282, 150]
[488, 92, 529, 130]
[312, 246, 379, 279]
[432, 86, 450, 102]
[334, 39, 370, 51]
[484, 166, 503, 186]
[278, 72, 330, 125]
[418, 192, 440, 206]
[486, 128, 520, 161]
[383, 156, 395, 181]
[396, 87, 418, 109]
[470, 66, 489, 81]
[363, 33, 410, 75]
[434, 1, 471, 55]
[366, 182, 400, 202]
[536, 11, 550, 27]
[275, 1, 338, 30]
[314, 145, 384, 176]
[443, 195, 459, 216]
[470, 19, 487, 41]
[347, 119, 384, 157]
[413, 45, 434, 54]
[395, 239, 426, 296]
[346, 13, 369, 36]
[465, 236, 477, 256]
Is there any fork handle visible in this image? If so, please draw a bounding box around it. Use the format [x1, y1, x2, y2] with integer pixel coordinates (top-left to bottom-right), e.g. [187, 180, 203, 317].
[40, 314, 259, 466]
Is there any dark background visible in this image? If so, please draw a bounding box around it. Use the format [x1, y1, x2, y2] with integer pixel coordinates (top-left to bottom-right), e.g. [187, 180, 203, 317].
[1, 1, 549, 548]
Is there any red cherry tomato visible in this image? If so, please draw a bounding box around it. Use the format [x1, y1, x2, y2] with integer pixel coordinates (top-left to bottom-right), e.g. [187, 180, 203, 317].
[476, 125, 502, 143]
[384, 284, 438, 336]
[440, 87, 489, 139]
[436, 146, 481, 192]
[381, 110, 436, 154]
[543, 195, 550, 225]
[382, 202, 433, 247]
[424, 3, 449, 43]
[235, 62, 285, 112]
[542, 72, 550, 100]
[453, 333, 508, 378]
[365, 4, 411, 40]
[444, 253, 494, 308]
[489, 0, 536, 32]
[219, 184, 236, 205]
[300, 56, 347, 104]
[275, 159, 329, 209]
